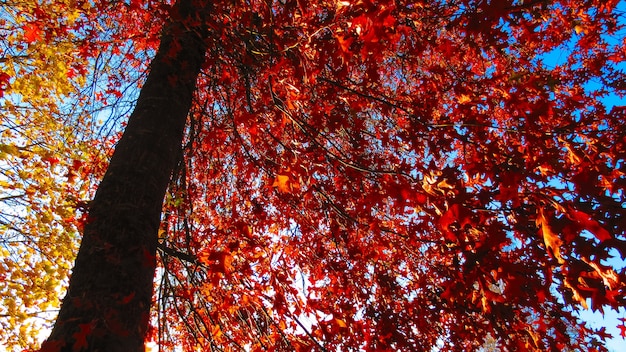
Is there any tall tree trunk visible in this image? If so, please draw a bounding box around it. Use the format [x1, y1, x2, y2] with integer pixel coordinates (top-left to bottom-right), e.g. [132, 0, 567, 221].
[41, 1, 207, 351]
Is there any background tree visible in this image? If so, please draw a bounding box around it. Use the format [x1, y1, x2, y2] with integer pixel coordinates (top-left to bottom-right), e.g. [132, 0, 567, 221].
[0, 0, 624, 351]
[0, 0, 115, 347]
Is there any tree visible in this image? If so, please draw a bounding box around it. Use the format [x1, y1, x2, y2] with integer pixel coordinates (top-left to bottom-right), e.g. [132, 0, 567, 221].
[1, 0, 624, 350]
[0, 0, 114, 347]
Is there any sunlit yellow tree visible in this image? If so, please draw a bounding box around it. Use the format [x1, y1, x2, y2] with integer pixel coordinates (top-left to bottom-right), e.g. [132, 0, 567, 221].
[0, 1, 122, 348]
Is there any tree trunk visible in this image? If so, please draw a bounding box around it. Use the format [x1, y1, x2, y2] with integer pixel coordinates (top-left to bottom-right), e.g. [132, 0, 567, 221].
[41, 1, 207, 351]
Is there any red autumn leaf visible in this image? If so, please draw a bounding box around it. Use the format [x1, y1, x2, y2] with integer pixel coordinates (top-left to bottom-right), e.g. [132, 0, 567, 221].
[42, 156, 60, 165]
[120, 292, 135, 304]
[198, 250, 233, 275]
[71, 323, 92, 351]
[618, 318, 626, 338]
[569, 209, 612, 242]
[23, 23, 43, 43]
[71, 159, 83, 171]
[0, 72, 10, 97]
[439, 204, 473, 241]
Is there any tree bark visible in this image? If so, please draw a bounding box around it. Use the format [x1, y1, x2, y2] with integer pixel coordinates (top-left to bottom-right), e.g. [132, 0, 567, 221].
[41, 1, 207, 351]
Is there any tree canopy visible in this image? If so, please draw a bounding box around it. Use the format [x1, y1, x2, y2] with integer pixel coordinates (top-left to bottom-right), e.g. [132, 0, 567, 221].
[1, 0, 626, 351]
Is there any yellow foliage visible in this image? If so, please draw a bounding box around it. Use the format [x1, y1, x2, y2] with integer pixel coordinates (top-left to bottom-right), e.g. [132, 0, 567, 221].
[0, 0, 114, 349]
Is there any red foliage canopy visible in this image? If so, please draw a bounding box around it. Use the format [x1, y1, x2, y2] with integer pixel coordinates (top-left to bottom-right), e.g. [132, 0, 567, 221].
[37, 0, 626, 350]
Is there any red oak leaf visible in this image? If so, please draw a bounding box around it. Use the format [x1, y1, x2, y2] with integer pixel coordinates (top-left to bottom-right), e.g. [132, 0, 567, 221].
[23, 23, 43, 43]
[72, 323, 92, 351]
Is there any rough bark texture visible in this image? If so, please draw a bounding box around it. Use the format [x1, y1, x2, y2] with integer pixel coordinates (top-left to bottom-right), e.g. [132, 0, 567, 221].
[41, 1, 207, 351]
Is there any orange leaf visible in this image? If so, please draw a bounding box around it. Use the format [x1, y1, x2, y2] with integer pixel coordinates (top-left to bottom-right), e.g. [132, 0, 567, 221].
[273, 174, 291, 193]
[537, 208, 564, 264]
[336, 34, 353, 53]
[334, 318, 347, 328]
[273, 172, 299, 193]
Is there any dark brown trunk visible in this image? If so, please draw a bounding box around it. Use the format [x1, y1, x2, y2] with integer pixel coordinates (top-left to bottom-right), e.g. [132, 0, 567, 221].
[41, 1, 207, 351]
